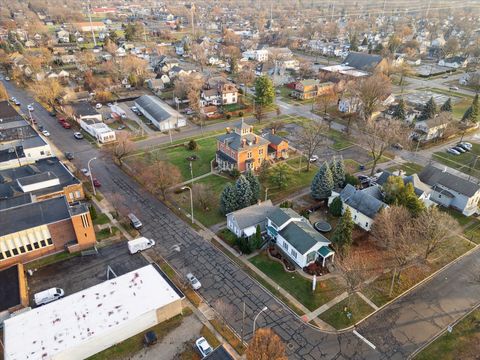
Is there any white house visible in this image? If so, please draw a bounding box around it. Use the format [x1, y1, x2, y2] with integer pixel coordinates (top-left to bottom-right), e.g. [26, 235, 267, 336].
[80, 118, 116, 143]
[414, 117, 449, 141]
[226, 200, 276, 238]
[135, 95, 186, 131]
[266, 208, 334, 268]
[438, 56, 468, 69]
[329, 184, 388, 231]
[3, 265, 184, 360]
[242, 49, 268, 62]
[419, 165, 480, 216]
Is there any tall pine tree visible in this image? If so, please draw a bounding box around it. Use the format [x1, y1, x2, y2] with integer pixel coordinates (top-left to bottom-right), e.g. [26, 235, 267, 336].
[331, 207, 354, 254]
[393, 99, 406, 120]
[245, 171, 261, 205]
[419, 97, 437, 120]
[471, 94, 479, 121]
[235, 175, 253, 209]
[462, 106, 474, 122]
[220, 183, 238, 215]
[311, 162, 334, 200]
[330, 157, 346, 188]
[440, 98, 452, 112]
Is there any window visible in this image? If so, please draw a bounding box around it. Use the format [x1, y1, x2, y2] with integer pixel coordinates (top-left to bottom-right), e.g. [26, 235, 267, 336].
[33, 242, 40, 249]
[365, 222, 369, 227]
[12, 248, 19, 256]
[75, 191, 81, 198]
[69, 192, 74, 201]
[40, 240, 47, 247]
[19, 246, 26, 254]
[259, 148, 264, 156]
[5, 250, 11, 258]
[0, 253, 4, 260]
[40, 151, 45, 155]
[282, 240, 289, 251]
[247, 152, 252, 158]
[306, 251, 316, 264]
[290, 248, 297, 259]
[26, 244, 33, 251]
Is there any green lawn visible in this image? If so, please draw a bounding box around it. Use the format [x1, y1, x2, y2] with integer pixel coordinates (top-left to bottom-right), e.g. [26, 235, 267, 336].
[87, 310, 192, 360]
[173, 174, 233, 227]
[25, 251, 80, 270]
[95, 226, 119, 241]
[319, 293, 375, 329]
[463, 222, 480, 244]
[250, 252, 343, 311]
[415, 308, 480, 360]
[217, 228, 238, 247]
[154, 137, 217, 181]
[263, 165, 316, 202]
[386, 162, 425, 175]
[433, 143, 480, 176]
[93, 213, 110, 226]
[326, 129, 353, 150]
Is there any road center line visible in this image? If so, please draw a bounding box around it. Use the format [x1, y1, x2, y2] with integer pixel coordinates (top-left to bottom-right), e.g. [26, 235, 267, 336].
[353, 330, 377, 350]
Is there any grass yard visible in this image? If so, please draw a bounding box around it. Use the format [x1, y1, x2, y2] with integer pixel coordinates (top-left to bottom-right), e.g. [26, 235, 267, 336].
[433, 142, 480, 177]
[326, 129, 353, 150]
[173, 174, 233, 227]
[217, 228, 238, 247]
[263, 165, 316, 202]
[386, 162, 425, 175]
[250, 252, 343, 311]
[344, 159, 361, 174]
[414, 308, 480, 360]
[463, 222, 480, 244]
[87, 310, 193, 360]
[95, 226, 119, 241]
[93, 213, 110, 226]
[318, 293, 375, 329]
[363, 236, 474, 307]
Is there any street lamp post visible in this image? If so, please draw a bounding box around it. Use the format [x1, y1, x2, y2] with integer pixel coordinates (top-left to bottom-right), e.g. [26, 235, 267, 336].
[253, 306, 268, 334]
[181, 186, 194, 223]
[87, 157, 97, 196]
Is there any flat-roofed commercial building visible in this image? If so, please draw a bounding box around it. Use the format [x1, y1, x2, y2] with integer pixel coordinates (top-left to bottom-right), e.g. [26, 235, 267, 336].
[4, 264, 184, 360]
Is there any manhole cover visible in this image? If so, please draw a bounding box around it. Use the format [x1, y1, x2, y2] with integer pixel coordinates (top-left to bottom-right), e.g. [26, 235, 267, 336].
[287, 343, 295, 350]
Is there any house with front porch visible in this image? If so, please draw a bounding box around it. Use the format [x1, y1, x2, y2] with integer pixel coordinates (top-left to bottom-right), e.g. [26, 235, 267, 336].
[262, 129, 289, 160]
[266, 208, 334, 268]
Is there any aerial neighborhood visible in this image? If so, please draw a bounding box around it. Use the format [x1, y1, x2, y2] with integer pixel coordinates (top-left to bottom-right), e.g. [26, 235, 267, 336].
[0, 0, 479, 359]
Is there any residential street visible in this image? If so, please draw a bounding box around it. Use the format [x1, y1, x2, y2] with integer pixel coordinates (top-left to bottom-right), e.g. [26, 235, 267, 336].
[3, 79, 480, 359]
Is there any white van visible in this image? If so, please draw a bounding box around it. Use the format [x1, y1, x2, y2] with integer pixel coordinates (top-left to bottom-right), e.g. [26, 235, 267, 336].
[128, 237, 155, 254]
[34, 287, 64, 306]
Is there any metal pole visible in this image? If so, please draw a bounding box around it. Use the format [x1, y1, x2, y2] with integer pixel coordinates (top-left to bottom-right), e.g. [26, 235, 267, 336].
[264, 188, 269, 201]
[182, 186, 194, 223]
[88, 157, 97, 196]
[87, 0, 97, 47]
[253, 306, 268, 334]
[190, 161, 194, 183]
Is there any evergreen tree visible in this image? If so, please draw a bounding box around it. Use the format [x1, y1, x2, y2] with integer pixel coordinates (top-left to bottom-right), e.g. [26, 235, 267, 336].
[419, 97, 437, 120]
[220, 183, 238, 215]
[462, 106, 474, 122]
[440, 98, 452, 112]
[383, 176, 425, 216]
[330, 157, 346, 188]
[311, 162, 334, 200]
[350, 34, 358, 51]
[331, 207, 354, 254]
[471, 94, 479, 121]
[329, 196, 343, 217]
[393, 99, 406, 120]
[361, 37, 368, 46]
[254, 75, 275, 107]
[235, 175, 253, 209]
[270, 163, 291, 189]
[245, 171, 260, 205]
[89, 205, 98, 220]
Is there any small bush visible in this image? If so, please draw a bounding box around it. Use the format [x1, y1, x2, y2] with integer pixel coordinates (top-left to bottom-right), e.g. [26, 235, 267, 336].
[89, 205, 98, 220]
[344, 173, 360, 186]
[238, 111, 244, 117]
[186, 139, 198, 150]
[235, 237, 253, 254]
[279, 200, 293, 208]
[226, 114, 232, 120]
[230, 168, 241, 178]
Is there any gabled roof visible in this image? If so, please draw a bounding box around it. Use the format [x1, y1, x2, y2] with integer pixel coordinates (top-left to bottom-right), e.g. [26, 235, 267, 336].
[339, 184, 387, 218]
[268, 207, 300, 227]
[227, 200, 275, 230]
[279, 220, 329, 255]
[342, 52, 383, 72]
[216, 132, 269, 151]
[262, 132, 287, 146]
[419, 165, 480, 197]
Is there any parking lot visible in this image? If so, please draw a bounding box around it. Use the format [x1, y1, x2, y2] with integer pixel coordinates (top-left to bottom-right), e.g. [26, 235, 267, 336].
[27, 242, 149, 306]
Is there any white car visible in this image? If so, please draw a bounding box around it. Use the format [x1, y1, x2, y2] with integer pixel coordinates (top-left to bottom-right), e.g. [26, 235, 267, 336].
[195, 337, 213, 358]
[309, 155, 319, 162]
[458, 142, 472, 150]
[95, 103, 102, 109]
[447, 148, 460, 155]
[27, 104, 34, 111]
[186, 273, 201, 290]
[42, 130, 50, 137]
[5, 76, 10, 81]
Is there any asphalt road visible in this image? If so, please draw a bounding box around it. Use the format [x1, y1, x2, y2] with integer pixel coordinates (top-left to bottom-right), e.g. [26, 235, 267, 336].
[3, 79, 480, 359]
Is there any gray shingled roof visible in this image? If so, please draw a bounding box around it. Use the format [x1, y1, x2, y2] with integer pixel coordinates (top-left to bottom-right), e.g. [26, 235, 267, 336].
[135, 95, 173, 122]
[262, 132, 287, 146]
[16, 172, 57, 187]
[340, 184, 387, 218]
[419, 165, 480, 197]
[216, 132, 269, 151]
[279, 220, 330, 255]
[342, 52, 383, 72]
[0, 196, 71, 236]
[268, 207, 300, 226]
[228, 200, 275, 230]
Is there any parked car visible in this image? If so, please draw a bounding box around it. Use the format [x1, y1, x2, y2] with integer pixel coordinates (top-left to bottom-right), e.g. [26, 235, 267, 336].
[49, 110, 57, 117]
[186, 273, 202, 290]
[458, 142, 473, 150]
[31, 117, 37, 124]
[42, 130, 50, 137]
[127, 237, 155, 254]
[195, 337, 213, 358]
[73, 132, 84, 139]
[81, 168, 90, 176]
[309, 155, 319, 162]
[34, 287, 64, 306]
[131, 106, 140, 115]
[65, 152, 74, 160]
[447, 148, 461, 155]
[27, 104, 34, 111]
[449, 86, 459, 91]
[14, 99, 20, 106]
[57, 117, 66, 123]
[128, 213, 143, 229]
[61, 121, 71, 129]
[4, 76, 10, 81]
[453, 146, 466, 153]
[38, 125, 44, 132]
[92, 178, 101, 187]
[95, 103, 102, 109]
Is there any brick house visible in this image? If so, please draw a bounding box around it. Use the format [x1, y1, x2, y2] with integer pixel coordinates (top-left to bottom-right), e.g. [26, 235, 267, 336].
[215, 121, 288, 172]
[262, 129, 289, 159]
[291, 80, 334, 100]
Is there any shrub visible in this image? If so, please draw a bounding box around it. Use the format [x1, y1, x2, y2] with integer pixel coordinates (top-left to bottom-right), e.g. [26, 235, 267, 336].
[226, 114, 232, 120]
[300, 209, 310, 218]
[89, 205, 98, 220]
[344, 173, 360, 186]
[238, 111, 244, 117]
[235, 237, 253, 254]
[279, 200, 293, 208]
[230, 168, 241, 178]
[186, 139, 198, 150]
[329, 196, 343, 217]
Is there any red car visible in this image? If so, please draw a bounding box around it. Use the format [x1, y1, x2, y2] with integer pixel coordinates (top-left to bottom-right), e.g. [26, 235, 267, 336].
[61, 121, 71, 129]
[57, 117, 66, 123]
[93, 178, 101, 187]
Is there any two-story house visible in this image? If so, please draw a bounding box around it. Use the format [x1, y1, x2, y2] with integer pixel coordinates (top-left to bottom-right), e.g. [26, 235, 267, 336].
[201, 79, 238, 106]
[216, 121, 289, 172]
[266, 208, 334, 268]
[291, 80, 334, 100]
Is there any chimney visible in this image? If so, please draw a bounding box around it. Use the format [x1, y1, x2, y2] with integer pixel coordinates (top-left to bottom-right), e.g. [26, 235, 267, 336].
[241, 138, 246, 147]
[254, 136, 258, 144]
[271, 128, 275, 135]
[226, 127, 231, 134]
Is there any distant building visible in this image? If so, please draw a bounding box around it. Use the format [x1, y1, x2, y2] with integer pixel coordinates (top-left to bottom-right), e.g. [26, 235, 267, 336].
[79, 118, 116, 144]
[0, 196, 96, 270]
[135, 95, 186, 131]
[201, 78, 238, 106]
[242, 49, 268, 62]
[291, 80, 334, 100]
[438, 56, 468, 69]
[3, 264, 184, 360]
[322, 52, 387, 77]
[73, 22, 106, 32]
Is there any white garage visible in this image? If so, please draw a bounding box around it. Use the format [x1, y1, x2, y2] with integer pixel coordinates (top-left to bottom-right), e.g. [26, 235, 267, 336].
[3, 264, 184, 360]
[135, 95, 186, 131]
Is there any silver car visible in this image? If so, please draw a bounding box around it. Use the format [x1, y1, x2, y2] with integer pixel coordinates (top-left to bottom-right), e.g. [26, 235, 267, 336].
[186, 273, 201, 290]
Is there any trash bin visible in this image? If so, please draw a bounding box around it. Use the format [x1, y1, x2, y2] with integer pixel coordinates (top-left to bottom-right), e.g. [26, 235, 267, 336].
[359, 164, 365, 171]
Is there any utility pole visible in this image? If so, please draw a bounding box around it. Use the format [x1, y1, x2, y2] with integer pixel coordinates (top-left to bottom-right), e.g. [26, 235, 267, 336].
[87, 0, 97, 47]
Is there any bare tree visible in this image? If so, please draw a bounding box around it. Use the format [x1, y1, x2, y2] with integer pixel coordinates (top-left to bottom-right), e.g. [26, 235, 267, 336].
[361, 118, 408, 176]
[192, 183, 215, 211]
[246, 328, 288, 360]
[62, 105, 76, 121]
[352, 72, 392, 121]
[414, 207, 459, 261]
[174, 73, 204, 100]
[335, 252, 372, 304]
[102, 132, 134, 166]
[191, 42, 209, 72]
[142, 158, 182, 199]
[296, 122, 328, 171]
[316, 87, 337, 117]
[30, 78, 64, 108]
